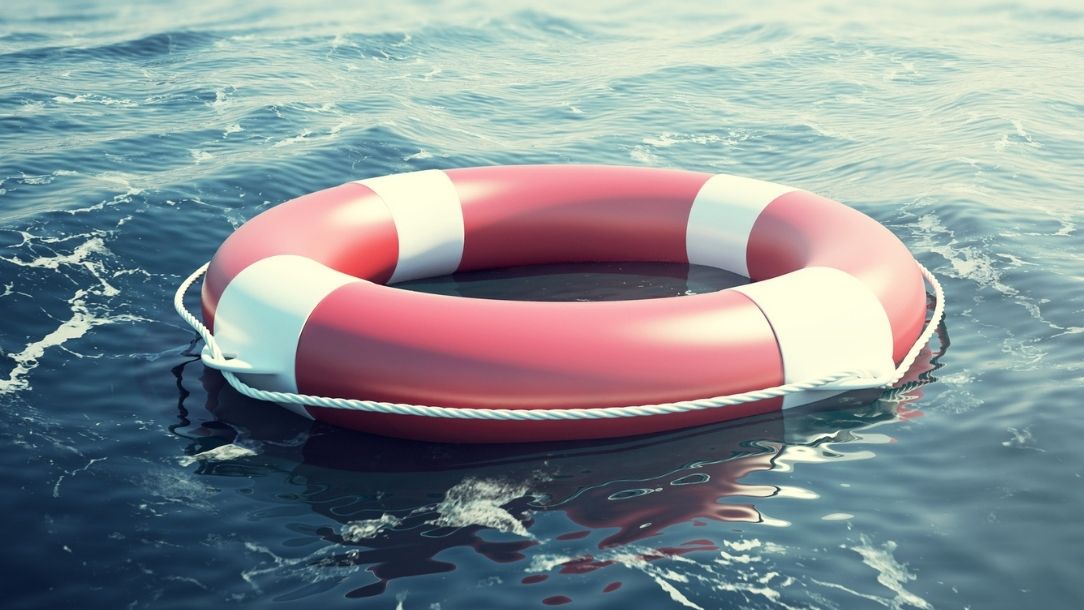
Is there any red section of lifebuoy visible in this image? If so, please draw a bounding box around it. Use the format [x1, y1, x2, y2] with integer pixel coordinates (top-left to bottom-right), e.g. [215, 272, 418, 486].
[201, 182, 398, 329]
[295, 284, 783, 420]
[449, 165, 709, 270]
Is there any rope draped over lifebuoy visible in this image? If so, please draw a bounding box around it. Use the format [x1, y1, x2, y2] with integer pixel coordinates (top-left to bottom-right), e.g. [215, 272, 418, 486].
[178, 165, 943, 443]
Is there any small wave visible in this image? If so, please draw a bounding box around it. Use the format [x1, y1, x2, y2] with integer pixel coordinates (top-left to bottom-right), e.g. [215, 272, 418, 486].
[0, 29, 219, 65]
[82, 30, 221, 60]
[0, 32, 53, 44]
[504, 10, 598, 41]
[686, 22, 792, 46]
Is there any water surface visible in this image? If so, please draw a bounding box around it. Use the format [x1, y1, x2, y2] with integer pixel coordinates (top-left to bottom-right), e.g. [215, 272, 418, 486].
[2, 1, 1083, 608]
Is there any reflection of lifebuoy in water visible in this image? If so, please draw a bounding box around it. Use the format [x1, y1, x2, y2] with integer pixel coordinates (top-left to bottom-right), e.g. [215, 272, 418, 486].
[192, 165, 934, 442]
[176, 322, 945, 600]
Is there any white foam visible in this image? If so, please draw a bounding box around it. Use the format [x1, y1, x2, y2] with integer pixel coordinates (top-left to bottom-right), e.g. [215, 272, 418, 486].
[164, 575, 208, 590]
[52, 456, 107, 498]
[642, 131, 749, 149]
[4, 234, 120, 297]
[179, 443, 258, 466]
[533, 548, 709, 609]
[209, 88, 232, 111]
[341, 514, 403, 542]
[812, 578, 897, 606]
[851, 536, 932, 610]
[329, 120, 354, 136]
[19, 100, 45, 114]
[2, 234, 108, 269]
[91, 171, 140, 192]
[239, 539, 367, 595]
[0, 289, 140, 395]
[300, 102, 335, 113]
[629, 145, 660, 164]
[19, 173, 53, 185]
[0, 234, 145, 395]
[53, 94, 136, 107]
[426, 478, 531, 537]
[723, 538, 762, 552]
[649, 571, 703, 610]
[716, 548, 761, 566]
[913, 213, 1063, 331]
[997, 118, 1041, 150]
[141, 468, 214, 510]
[272, 130, 312, 148]
[62, 172, 143, 215]
[1001, 426, 1044, 452]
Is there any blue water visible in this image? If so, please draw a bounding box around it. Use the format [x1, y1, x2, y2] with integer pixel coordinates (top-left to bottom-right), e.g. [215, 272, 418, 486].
[2, 0, 1083, 608]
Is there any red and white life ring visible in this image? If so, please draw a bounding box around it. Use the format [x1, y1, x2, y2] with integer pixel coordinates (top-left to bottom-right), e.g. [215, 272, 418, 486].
[198, 165, 929, 443]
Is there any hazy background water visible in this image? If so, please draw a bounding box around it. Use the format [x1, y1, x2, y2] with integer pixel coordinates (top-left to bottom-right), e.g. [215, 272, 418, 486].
[2, 0, 1083, 608]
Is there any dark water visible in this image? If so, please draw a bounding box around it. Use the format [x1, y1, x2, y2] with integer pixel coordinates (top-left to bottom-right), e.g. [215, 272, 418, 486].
[2, 1, 1083, 608]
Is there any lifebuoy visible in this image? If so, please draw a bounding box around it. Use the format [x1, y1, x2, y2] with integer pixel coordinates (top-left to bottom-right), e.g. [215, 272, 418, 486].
[197, 165, 929, 443]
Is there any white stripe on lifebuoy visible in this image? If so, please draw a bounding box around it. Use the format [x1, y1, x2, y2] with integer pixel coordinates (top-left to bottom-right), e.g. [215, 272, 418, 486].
[734, 266, 895, 409]
[686, 174, 794, 277]
[357, 169, 464, 283]
[212, 255, 360, 418]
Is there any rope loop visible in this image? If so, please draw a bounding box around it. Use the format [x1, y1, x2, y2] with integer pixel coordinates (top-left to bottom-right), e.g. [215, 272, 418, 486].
[174, 262, 944, 420]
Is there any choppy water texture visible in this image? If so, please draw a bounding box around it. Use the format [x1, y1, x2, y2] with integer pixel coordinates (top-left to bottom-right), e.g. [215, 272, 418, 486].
[2, 1, 1083, 608]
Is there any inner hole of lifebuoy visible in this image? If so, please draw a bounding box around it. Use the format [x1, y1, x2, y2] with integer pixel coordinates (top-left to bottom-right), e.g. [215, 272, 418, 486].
[396, 262, 748, 302]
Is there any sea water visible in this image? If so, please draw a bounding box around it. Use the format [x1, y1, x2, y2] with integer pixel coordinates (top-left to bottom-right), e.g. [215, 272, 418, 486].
[2, 1, 1083, 608]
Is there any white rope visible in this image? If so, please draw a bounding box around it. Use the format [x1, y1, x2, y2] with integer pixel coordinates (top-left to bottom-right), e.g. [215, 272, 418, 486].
[174, 262, 944, 420]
